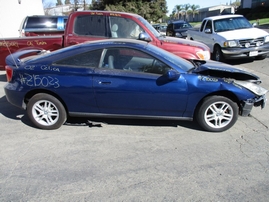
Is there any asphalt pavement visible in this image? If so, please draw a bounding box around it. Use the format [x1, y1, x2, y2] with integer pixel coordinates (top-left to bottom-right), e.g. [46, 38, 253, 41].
[0, 56, 268, 201]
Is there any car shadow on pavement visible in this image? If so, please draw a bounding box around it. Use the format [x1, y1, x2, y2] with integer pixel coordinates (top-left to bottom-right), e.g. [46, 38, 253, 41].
[225, 58, 255, 65]
[225, 54, 269, 65]
[65, 117, 203, 131]
[0, 96, 36, 127]
[0, 95, 203, 131]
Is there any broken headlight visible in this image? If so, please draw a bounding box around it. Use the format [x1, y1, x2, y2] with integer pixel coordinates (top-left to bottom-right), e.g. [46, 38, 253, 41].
[234, 80, 268, 96]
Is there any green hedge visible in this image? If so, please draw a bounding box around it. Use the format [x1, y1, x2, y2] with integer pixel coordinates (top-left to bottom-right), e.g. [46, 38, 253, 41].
[236, 6, 269, 20]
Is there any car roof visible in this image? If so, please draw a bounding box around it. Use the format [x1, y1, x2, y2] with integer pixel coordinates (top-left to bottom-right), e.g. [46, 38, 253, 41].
[26, 39, 151, 62]
[72, 10, 141, 18]
[168, 20, 188, 24]
[82, 38, 149, 47]
[204, 14, 243, 20]
[25, 15, 68, 18]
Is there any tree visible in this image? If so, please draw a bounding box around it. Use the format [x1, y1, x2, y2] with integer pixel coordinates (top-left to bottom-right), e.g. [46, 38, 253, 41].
[90, 0, 168, 22]
[43, 0, 55, 8]
[65, 0, 71, 4]
[189, 4, 200, 22]
[173, 4, 183, 20]
[56, 0, 63, 6]
[182, 3, 190, 21]
[230, 0, 240, 9]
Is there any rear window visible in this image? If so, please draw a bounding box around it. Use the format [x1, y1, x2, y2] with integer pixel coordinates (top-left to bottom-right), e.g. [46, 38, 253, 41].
[74, 15, 106, 36]
[174, 22, 192, 29]
[25, 17, 58, 29]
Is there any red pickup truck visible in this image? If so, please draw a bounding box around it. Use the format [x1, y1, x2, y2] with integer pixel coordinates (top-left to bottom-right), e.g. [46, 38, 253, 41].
[0, 11, 210, 70]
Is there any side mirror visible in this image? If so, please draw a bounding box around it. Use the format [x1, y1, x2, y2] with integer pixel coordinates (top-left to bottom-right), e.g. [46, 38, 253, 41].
[165, 70, 180, 80]
[252, 22, 257, 27]
[204, 28, 212, 34]
[138, 32, 152, 42]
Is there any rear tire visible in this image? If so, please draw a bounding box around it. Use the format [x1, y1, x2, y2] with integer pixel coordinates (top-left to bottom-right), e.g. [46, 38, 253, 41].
[196, 96, 238, 132]
[27, 93, 67, 130]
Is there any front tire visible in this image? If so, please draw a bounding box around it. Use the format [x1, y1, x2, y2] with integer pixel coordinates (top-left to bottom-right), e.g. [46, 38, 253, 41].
[27, 93, 67, 130]
[213, 45, 224, 62]
[196, 96, 238, 132]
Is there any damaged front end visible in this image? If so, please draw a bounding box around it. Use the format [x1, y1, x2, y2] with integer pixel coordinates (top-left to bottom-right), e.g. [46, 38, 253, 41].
[240, 95, 267, 116]
[234, 80, 267, 116]
[192, 60, 267, 116]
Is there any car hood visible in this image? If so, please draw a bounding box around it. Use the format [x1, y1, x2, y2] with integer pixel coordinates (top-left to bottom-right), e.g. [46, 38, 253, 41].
[192, 60, 260, 81]
[159, 36, 209, 50]
[217, 28, 268, 40]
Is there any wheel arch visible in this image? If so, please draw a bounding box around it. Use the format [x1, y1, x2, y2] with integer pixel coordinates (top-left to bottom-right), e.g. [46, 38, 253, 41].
[24, 89, 68, 114]
[194, 90, 240, 116]
[212, 43, 222, 53]
[212, 43, 225, 62]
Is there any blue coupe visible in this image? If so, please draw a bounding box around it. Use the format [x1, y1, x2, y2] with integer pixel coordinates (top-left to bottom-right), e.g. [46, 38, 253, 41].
[4, 39, 267, 131]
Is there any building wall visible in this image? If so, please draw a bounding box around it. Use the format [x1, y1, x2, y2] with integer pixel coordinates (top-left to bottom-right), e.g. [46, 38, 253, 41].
[0, 0, 44, 38]
[194, 5, 235, 22]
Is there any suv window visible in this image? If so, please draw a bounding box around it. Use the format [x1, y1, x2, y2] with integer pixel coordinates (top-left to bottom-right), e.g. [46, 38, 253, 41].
[173, 22, 192, 29]
[74, 15, 107, 36]
[19, 16, 68, 37]
[25, 17, 58, 29]
[109, 16, 144, 39]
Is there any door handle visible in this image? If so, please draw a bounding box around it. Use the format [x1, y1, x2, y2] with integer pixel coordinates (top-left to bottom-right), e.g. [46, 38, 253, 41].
[98, 81, 111, 85]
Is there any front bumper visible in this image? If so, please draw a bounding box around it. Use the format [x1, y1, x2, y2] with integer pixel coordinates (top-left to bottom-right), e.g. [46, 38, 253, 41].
[222, 43, 269, 59]
[240, 95, 267, 116]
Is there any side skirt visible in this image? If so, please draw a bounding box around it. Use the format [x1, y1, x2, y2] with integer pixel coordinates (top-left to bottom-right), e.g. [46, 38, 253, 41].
[69, 112, 193, 121]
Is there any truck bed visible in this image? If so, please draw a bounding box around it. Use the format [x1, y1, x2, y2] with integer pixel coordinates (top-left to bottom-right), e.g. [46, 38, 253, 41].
[0, 35, 63, 70]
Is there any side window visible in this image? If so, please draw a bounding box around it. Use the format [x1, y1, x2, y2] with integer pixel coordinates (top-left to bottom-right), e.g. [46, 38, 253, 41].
[109, 16, 144, 39]
[54, 49, 103, 67]
[101, 48, 171, 75]
[205, 20, 212, 33]
[200, 20, 206, 32]
[74, 15, 106, 36]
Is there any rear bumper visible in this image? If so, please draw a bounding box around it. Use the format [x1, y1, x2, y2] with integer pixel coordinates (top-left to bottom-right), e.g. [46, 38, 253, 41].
[222, 43, 269, 59]
[4, 83, 26, 109]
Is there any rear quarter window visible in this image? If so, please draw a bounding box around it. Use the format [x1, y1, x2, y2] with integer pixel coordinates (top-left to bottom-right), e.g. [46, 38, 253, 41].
[54, 49, 103, 68]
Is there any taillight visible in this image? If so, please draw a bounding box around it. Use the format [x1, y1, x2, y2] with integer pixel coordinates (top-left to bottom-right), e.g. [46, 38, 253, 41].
[5, 66, 13, 82]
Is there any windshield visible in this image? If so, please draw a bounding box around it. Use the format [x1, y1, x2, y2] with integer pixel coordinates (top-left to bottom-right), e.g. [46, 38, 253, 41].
[214, 17, 252, 32]
[174, 22, 192, 29]
[138, 17, 161, 37]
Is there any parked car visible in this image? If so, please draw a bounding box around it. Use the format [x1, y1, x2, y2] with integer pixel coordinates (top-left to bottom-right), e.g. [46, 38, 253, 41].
[4, 39, 267, 132]
[187, 15, 269, 62]
[166, 20, 193, 38]
[0, 11, 210, 71]
[19, 15, 68, 37]
[152, 24, 167, 35]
